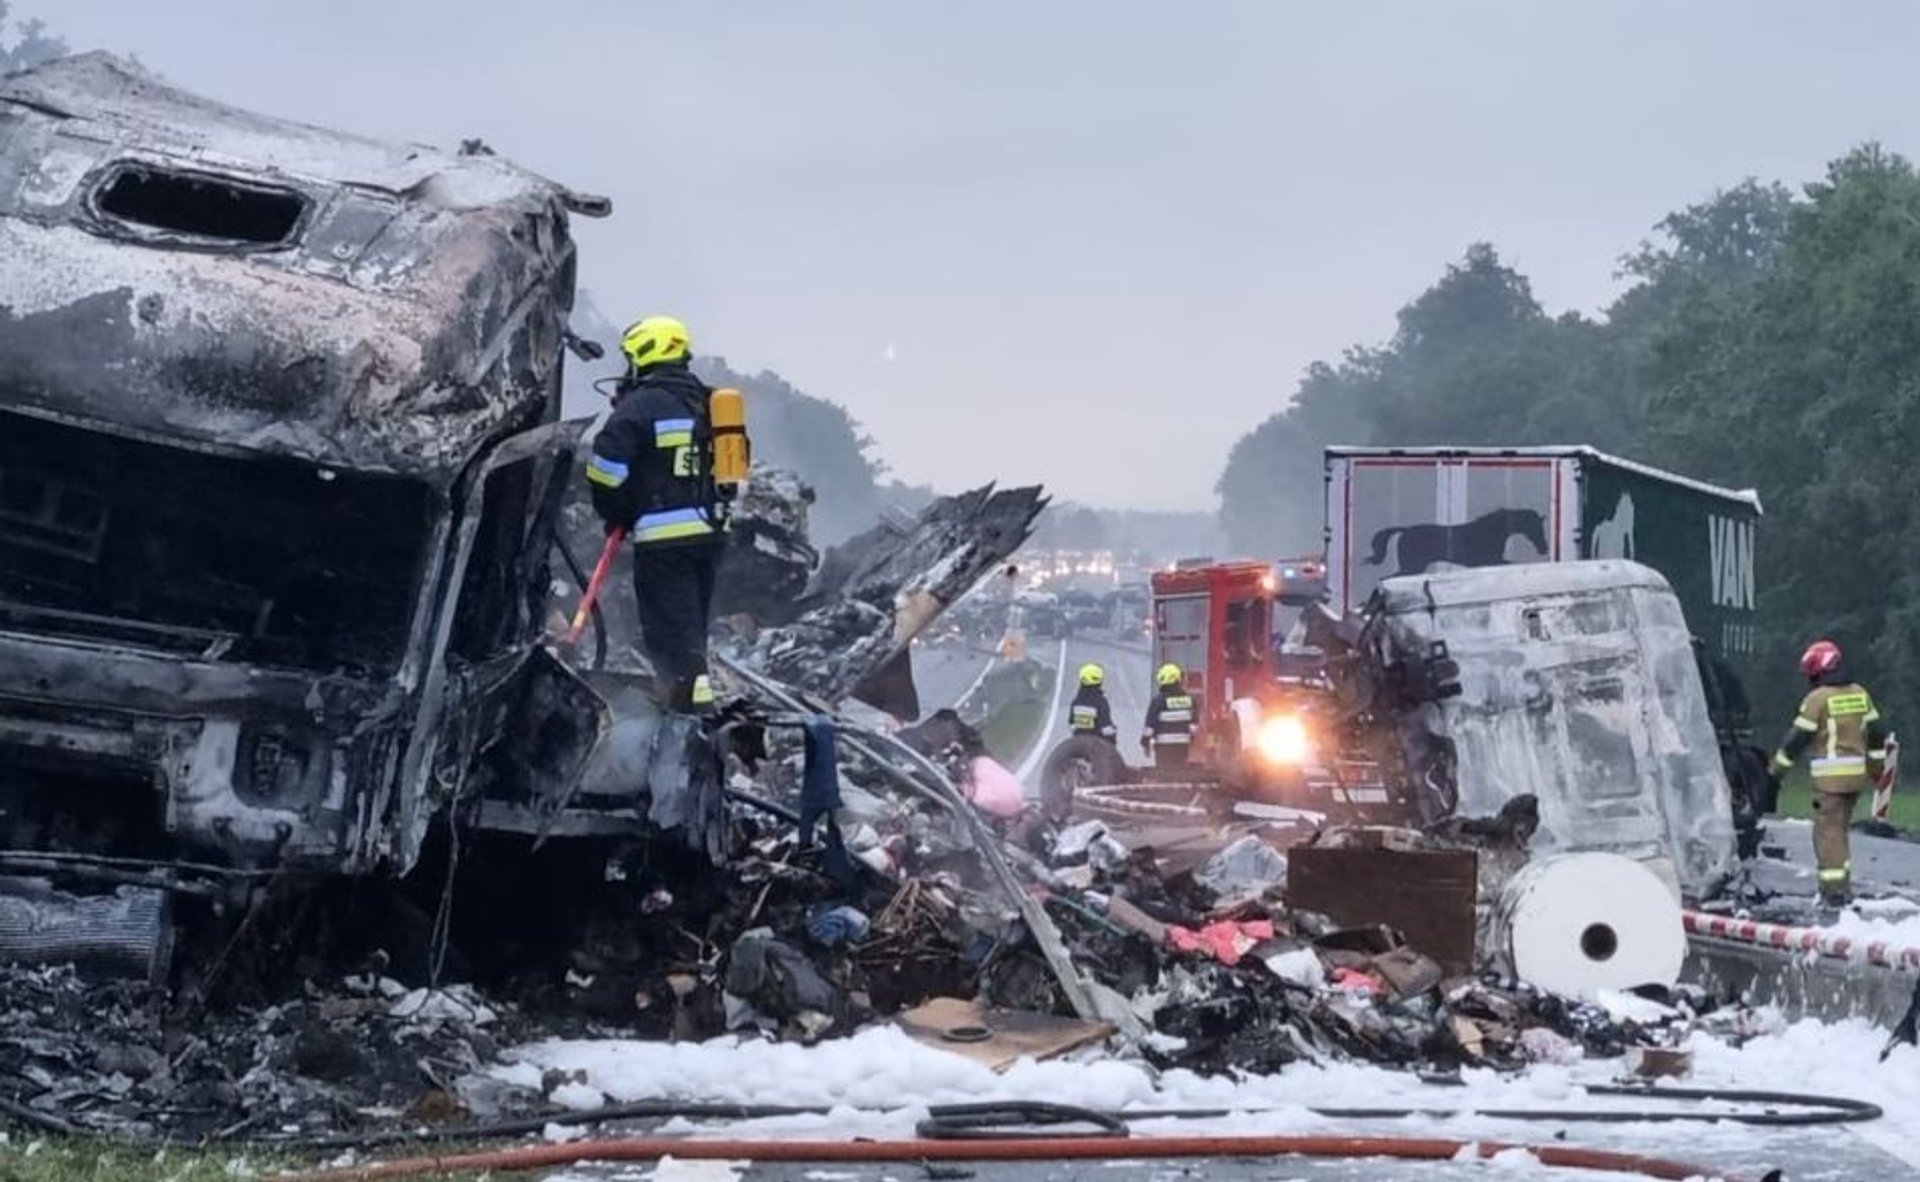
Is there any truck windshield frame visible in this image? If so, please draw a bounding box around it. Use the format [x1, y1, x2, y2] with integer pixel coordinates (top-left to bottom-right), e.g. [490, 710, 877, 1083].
[0, 409, 435, 675]
[89, 161, 311, 250]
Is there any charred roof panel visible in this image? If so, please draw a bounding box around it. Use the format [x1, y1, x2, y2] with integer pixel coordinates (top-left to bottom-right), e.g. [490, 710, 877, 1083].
[0, 53, 609, 482]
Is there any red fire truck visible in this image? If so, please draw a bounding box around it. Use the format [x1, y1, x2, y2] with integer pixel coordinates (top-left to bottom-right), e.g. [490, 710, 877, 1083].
[1148, 556, 1331, 767]
[1038, 556, 1401, 823]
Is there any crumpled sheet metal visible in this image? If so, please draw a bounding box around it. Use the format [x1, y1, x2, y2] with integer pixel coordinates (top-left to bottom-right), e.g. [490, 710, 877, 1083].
[750, 483, 1047, 710]
[556, 469, 1037, 721]
[0, 53, 607, 483]
[715, 468, 821, 625]
[549, 472, 1037, 862]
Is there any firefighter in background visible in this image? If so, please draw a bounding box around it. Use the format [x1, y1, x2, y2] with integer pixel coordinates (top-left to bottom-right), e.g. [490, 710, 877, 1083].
[1771, 639, 1890, 906]
[1141, 662, 1195, 768]
[1068, 663, 1118, 743]
[585, 316, 744, 712]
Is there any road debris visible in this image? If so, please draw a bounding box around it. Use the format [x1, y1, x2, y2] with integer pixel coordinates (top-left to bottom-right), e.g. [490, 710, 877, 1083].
[0, 962, 541, 1140]
[0, 479, 1755, 1145]
[894, 997, 1112, 1071]
[0, 707, 1739, 1142]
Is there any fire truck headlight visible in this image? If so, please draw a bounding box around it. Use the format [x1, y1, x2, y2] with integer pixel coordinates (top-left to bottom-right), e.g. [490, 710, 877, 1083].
[1256, 714, 1314, 766]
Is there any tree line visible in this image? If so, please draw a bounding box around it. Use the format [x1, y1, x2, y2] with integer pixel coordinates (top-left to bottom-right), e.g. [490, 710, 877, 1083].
[0, 2, 64, 71]
[1216, 146, 1920, 730]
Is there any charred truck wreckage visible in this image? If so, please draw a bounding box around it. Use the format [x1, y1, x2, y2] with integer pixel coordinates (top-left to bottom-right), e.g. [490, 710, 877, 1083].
[0, 55, 1057, 981]
[0, 52, 617, 944]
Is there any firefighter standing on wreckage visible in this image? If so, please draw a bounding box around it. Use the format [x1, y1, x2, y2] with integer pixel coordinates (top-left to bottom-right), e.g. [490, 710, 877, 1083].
[1771, 639, 1891, 906]
[585, 316, 749, 712]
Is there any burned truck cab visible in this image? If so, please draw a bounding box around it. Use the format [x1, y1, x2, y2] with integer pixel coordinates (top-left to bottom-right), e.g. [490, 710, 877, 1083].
[1366, 560, 1739, 901]
[0, 54, 608, 887]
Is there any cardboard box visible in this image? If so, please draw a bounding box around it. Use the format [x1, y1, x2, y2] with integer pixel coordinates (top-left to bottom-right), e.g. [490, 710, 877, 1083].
[1286, 846, 1478, 974]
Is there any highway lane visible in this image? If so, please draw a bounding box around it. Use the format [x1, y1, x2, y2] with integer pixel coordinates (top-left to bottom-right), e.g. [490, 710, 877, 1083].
[910, 638, 1000, 715]
[909, 630, 1154, 790]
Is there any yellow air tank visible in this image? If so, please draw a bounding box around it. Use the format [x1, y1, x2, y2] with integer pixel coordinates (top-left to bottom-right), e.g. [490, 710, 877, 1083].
[709, 387, 750, 492]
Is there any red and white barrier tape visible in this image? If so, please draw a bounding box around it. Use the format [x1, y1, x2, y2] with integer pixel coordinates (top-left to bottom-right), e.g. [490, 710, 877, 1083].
[1683, 909, 1920, 973]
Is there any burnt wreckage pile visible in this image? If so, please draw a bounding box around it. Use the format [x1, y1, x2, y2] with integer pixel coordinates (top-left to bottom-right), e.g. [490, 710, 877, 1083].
[0, 964, 541, 1140]
[0, 767, 1743, 1142]
[0, 461, 1073, 1140]
[4, 490, 1737, 1139]
[542, 754, 1731, 1083]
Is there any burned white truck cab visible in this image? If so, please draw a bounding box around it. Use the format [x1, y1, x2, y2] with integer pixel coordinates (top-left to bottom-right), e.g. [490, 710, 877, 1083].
[1368, 560, 1738, 900]
[0, 54, 613, 887]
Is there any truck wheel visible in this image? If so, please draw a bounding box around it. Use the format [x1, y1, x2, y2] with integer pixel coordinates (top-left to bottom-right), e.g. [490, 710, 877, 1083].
[1038, 735, 1127, 824]
[1725, 743, 1771, 860]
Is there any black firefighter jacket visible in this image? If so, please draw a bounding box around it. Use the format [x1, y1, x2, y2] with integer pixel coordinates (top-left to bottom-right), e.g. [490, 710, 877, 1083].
[586, 364, 723, 548]
[1069, 685, 1117, 741]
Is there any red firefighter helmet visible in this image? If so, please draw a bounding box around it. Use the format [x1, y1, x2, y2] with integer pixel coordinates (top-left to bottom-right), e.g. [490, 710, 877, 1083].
[1801, 639, 1844, 680]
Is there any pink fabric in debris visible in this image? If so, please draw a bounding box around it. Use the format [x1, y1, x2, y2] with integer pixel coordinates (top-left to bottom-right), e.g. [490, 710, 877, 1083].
[1166, 919, 1276, 967]
[964, 756, 1027, 819]
[1331, 966, 1385, 996]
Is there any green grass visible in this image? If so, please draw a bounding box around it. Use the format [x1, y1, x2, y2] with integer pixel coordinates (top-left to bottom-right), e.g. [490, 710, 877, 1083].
[1772, 769, 1920, 832]
[0, 1142, 287, 1182]
[977, 659, 1048, 703]
[0, 1138, 485, 1182]
[979, 696, 1046, 766]
[968, 658, 1051, 766]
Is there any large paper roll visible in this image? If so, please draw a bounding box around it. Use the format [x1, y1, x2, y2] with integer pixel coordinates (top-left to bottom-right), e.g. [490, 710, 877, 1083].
[1496, 852, 1685, 1000]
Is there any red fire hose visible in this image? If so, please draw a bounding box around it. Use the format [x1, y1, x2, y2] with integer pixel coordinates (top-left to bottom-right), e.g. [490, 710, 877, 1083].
[563, 528, 625, 647]
[280, 1132, 1745, 1182]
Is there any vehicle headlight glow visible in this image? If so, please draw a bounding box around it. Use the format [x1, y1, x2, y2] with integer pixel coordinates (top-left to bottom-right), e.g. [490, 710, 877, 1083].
[1256, 714, 1313, 766]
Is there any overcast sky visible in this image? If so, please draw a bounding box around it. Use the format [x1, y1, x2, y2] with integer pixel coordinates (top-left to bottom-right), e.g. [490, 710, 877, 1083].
[28, 2, 1920, 509]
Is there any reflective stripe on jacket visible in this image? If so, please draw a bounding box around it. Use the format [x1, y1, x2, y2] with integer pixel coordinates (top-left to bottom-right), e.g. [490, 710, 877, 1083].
[585, 363, 726, 548]
[1146, 689, 1196, 745]
[1069, 685, 1116, 739]
[634, 506, 717, 544]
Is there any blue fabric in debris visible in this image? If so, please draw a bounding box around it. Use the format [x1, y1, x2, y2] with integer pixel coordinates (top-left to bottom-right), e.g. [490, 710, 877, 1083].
[797, 716, 841, 839]
[799, 715, 857, 886]
[806, 904, 871, 947]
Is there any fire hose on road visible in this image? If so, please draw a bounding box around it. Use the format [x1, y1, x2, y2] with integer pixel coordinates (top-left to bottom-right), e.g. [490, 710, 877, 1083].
[276, 1131, 1755, 1182]
[250, 1091, 1873, 1181]
[256, 1085, 1880, 1153]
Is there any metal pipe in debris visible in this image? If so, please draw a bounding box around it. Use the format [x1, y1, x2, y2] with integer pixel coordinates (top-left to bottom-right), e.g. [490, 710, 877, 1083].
[716, 654, 1101, 1021]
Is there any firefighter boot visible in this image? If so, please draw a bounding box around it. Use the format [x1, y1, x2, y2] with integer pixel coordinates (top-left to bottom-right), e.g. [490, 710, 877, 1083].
[648, 674, 713, 715]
